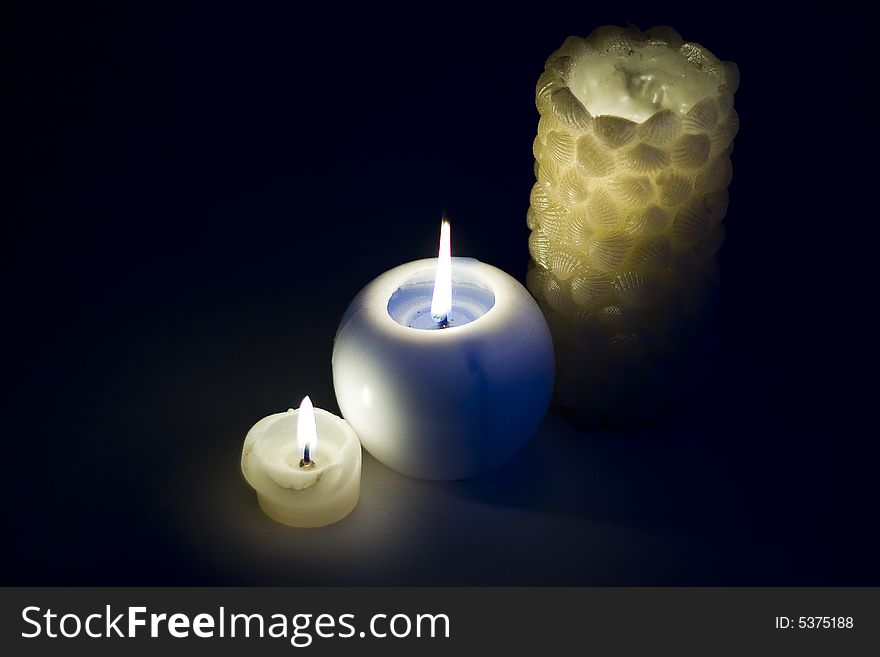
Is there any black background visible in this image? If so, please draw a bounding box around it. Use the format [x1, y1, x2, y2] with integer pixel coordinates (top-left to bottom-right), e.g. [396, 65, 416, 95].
[9, 3, 875, 585]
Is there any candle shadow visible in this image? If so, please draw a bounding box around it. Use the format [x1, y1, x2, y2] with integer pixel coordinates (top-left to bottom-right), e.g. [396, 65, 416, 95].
[443, 408, 755, 543]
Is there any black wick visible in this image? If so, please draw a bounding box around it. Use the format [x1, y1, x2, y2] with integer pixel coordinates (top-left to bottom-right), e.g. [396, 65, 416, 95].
[299, 444, 315, 469]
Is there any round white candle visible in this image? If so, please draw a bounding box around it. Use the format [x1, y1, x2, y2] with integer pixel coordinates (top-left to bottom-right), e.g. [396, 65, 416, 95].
[332, 227, 554, 481]
[241, 397, 361, 527]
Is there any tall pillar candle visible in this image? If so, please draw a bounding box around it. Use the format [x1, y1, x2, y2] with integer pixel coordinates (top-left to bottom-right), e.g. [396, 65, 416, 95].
[526, 25, 739, 424]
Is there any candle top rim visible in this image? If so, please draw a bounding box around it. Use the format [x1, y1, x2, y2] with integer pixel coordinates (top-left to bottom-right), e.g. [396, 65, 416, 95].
[241, 407, 360, 492]
[386, 258, 498, 333]
[556, 25, 738, 88]
[541, 25, 738, 126]
[337, 257, 538, 342]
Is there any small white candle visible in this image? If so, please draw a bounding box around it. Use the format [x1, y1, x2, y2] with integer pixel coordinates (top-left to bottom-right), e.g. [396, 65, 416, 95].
[241, 396, 362, 527]
[332, 222, 555, 480]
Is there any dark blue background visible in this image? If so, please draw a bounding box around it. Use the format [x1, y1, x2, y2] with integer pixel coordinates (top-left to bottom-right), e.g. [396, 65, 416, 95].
[9, 3, 874, 584]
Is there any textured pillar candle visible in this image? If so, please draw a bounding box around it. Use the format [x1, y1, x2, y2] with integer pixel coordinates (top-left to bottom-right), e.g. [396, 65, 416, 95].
[241, 397, 362, 527]
[526, 25, 739, 423]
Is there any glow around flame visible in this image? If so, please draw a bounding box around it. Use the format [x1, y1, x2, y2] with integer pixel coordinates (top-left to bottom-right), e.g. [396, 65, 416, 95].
[297, 395, 318, 457]
[431, 220, 452, 322]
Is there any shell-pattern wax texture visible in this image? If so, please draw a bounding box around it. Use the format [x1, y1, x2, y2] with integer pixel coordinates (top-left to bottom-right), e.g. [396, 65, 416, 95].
[527, 26, 739, 424]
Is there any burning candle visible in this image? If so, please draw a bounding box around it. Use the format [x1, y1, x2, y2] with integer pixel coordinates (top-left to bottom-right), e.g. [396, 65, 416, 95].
[241, 396, 362, 527]
[332, 221, 555, 480]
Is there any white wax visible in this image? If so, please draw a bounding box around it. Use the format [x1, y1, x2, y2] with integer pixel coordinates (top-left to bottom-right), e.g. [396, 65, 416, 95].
[387, 269, 496, 329]
[568, 45, 722, 123]
[241, 407, 361, 527]
[332, 257, 555, 480]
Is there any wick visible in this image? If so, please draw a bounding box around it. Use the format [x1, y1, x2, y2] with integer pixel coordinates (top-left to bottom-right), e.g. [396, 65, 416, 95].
[299, 444, 315, 469]
[437, 318, 450, 329]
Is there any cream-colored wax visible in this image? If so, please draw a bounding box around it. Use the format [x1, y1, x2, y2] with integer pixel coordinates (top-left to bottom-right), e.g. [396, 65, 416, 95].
[527, 26, 739, 423]
[241, 405, 361, 527]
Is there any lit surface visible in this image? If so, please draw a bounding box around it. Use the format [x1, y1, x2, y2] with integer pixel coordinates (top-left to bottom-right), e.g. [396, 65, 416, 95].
[431, 220, 452, 323]
[187, 410, 745, 585]
[296, 395, 318, 459]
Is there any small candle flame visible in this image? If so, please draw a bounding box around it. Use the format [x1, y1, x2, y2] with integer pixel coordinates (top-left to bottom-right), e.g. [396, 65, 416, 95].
[431, 220, 452, 323]
[297, 395, 318, 463]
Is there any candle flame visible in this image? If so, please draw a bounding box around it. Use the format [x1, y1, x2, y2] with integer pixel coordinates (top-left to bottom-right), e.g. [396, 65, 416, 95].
[297, 395, 318, 459]
[431, 220, 452, 323]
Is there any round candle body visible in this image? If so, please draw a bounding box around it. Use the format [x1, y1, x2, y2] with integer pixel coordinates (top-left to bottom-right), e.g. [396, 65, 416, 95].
[527, 25, 739, 424]
[332, 257, 554, 480]
[241, 408, 361, 527]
